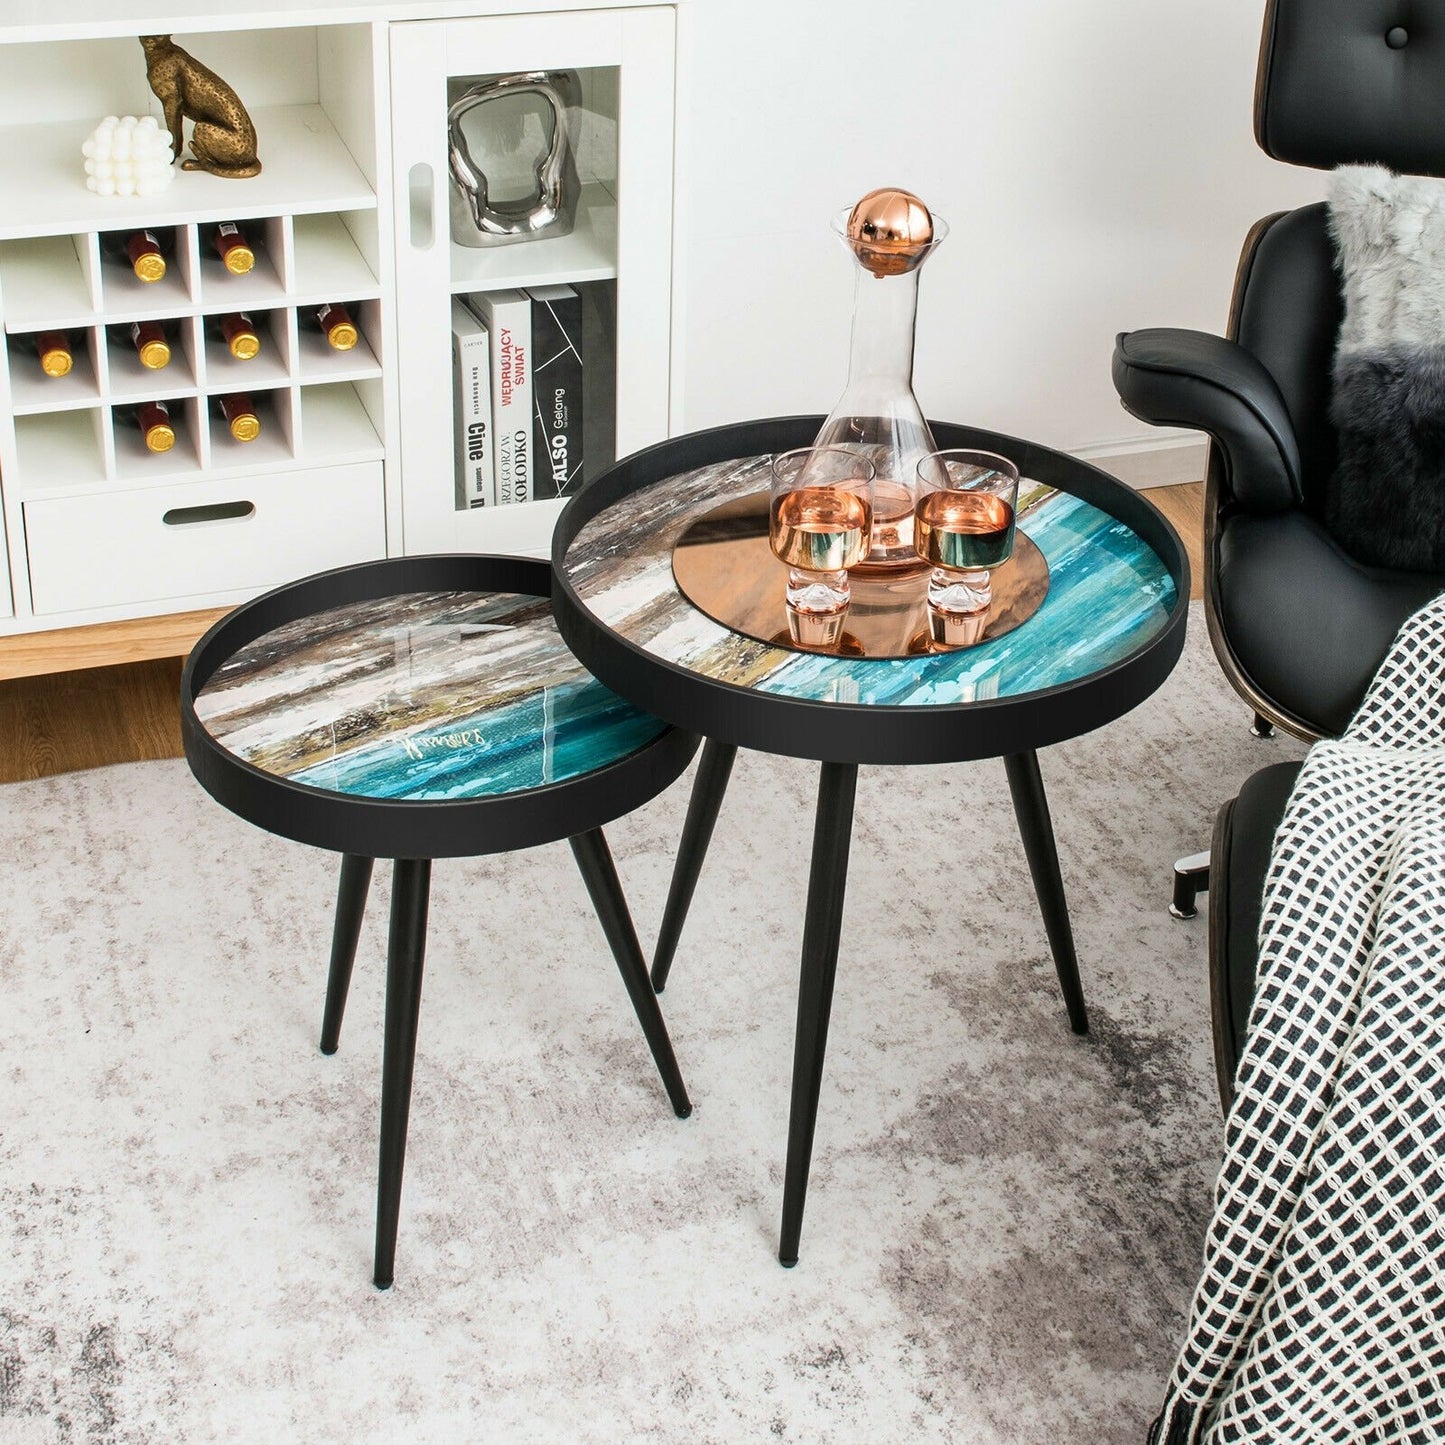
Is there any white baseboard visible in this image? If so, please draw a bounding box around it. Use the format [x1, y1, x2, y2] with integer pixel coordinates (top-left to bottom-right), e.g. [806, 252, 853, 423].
[1071, 434, 1208, 490]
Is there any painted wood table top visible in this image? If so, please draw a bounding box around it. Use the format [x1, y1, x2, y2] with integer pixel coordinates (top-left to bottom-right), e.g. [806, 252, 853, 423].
[193, 587, 668, 803]
[559, 454, 1178, 711]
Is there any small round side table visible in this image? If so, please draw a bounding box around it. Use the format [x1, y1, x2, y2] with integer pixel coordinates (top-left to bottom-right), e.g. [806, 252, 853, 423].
[181, 554, 697, 1289]
[552, 415, 1190, 1266]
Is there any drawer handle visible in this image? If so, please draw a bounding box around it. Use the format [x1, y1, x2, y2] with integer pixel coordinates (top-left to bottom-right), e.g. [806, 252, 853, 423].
[163, 501, 255, 526]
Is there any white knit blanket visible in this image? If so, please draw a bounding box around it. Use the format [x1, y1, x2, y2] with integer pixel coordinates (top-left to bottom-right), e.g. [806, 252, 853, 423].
[1151, 593, 1445, 1444]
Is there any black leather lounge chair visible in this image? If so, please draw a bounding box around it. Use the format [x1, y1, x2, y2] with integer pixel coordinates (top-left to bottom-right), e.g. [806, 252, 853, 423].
[1112, 0, 1445, 1106]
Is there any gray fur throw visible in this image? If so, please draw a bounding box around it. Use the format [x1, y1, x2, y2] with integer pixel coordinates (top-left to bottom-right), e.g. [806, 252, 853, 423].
[1327, 165, 1445, 572]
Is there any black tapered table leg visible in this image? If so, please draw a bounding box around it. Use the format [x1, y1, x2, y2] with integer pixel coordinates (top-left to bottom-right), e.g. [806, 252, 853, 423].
[373, 857, 431, 1290]
[570, 829, 692, 1119]
[320, 854, 374, 1055]
[778, 760, 858, 1268]
[651, 739, 738, 993]
[1003, 751, 1088, 1035]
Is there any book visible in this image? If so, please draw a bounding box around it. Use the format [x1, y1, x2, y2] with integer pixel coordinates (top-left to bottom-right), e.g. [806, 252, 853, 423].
[463, 289, 532, 505]
[526, 284, 585, 500]
[450, 298, 493, 508]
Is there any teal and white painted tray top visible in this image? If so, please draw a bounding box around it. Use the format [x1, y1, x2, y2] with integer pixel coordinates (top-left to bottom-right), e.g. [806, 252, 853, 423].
[194, 590, 668, 802]
[562, 455, 1178, 708]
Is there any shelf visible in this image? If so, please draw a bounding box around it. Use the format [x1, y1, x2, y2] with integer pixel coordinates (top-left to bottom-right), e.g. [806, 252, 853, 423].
[448, 495, 565, 558]
[196, 245, 288, 311]
[298, 381, 384, 464]
[0, 236, 91, 329]
[204, 327, 290, 391]
[113, 398, 203, 482]
[14, 409, 104, 488]
[291, 213, 380, 299]
[295, 324, 381, 384]
[207, 390, 293, 472]
[98, 252, 192, 319]
[448, 181, 618, 293]
[0, 106, 377, 241]
[107, 328, 199, 402]
[9, 339, 100, 413]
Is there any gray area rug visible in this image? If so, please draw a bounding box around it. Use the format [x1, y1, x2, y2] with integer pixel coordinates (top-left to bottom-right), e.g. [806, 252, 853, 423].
[0, 601, 1307, 1444]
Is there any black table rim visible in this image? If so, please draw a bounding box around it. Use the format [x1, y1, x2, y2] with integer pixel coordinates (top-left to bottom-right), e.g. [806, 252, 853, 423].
[180, 554, 699, 860]
[551, 417, 1190, 766]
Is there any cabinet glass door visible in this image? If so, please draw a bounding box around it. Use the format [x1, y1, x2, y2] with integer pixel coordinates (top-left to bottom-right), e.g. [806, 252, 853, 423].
[390, 8, 676, 557]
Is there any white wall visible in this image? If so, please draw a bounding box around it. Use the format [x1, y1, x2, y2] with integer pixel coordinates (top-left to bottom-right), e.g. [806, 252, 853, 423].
[673, 0, 1325, 456]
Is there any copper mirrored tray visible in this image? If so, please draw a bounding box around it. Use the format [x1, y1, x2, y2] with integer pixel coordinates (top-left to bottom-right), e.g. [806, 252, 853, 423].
[671, 492, 1051, 658]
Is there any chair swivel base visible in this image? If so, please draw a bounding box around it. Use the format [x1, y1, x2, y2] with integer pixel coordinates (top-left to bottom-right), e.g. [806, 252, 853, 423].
[1170, 850, 1211, 919]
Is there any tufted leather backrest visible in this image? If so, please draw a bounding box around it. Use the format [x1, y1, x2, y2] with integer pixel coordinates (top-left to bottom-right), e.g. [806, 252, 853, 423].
[1230, 203, 1342, 510]
[1255, 0, 1445, 176]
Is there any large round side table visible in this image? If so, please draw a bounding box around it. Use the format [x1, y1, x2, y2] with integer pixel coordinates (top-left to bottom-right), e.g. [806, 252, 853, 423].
[181, 554, 698, 1288]
[552, 416, 1190, 1266]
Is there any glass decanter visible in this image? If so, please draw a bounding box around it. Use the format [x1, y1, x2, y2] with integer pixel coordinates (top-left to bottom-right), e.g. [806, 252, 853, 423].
[813, 189, 949, 572]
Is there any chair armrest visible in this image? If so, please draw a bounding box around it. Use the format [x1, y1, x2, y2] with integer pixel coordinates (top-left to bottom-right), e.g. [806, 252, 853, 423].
[1112, 328, 1303, 514]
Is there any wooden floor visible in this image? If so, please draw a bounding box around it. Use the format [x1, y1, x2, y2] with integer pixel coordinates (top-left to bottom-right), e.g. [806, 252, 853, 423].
[0, 482, 1205, 785]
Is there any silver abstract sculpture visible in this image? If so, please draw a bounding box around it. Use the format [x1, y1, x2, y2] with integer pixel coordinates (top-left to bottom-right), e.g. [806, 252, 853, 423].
[448, 71, 581, 246]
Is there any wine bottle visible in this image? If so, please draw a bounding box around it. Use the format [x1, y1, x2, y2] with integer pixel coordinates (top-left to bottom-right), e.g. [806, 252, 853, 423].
[214, 392, 261, 442]
[115, 319, 171, 370]
[102, 229, 167, 283]
[208, 312, 261, 360]
[117, 400, 177, 453]
[30, 329, 74, 378]
[302, 301, 358, 351]
[211, 222, 255, 276]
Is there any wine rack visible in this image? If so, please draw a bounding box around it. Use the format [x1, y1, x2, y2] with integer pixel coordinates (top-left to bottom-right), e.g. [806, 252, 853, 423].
[1, 215, 383, 494]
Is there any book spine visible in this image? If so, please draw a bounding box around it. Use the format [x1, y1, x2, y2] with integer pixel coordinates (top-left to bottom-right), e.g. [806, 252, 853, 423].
[529, 290, 585, 501]
[451, 309, 493, 508]
[489, 298, 533, 506]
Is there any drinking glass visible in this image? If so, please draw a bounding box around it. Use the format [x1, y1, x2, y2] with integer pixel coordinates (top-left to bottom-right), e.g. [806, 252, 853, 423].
[769, 447, 876, 616]
[913, 449, 1019, 627]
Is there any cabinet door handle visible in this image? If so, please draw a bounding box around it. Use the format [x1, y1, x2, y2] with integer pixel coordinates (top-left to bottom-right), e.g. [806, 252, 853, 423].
[408, 162, 435, 249]
[163, 500, 255, 526]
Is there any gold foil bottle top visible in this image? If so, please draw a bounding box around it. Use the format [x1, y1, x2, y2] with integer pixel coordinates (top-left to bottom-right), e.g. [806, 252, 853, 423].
[145, 422, 176, 452]
[138, 338, 170, 368]
[316, 303, 358, 351]
[219, 393, 261, 442]
[219, 313, 261, 360]
[39, 346, 72, 377]
[126, 232, 167, 283]
[844, 188, 935, 277]
[214, 224, 255, 275]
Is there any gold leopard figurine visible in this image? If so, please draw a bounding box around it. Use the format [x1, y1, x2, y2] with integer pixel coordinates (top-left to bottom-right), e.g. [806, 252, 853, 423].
[140, 35, 261, 179]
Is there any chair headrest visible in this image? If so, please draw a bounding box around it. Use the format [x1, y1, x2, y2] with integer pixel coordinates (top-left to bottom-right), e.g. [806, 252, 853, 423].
[1255, 0, 1445, 177]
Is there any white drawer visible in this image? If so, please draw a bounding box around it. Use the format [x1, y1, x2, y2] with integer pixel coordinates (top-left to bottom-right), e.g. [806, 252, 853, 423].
[24, 463, 385, 615]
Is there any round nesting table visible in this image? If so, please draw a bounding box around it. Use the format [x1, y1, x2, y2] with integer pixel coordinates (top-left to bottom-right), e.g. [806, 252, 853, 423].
[181, 554, 698, 1288]
[552, 415, 1190, 1266]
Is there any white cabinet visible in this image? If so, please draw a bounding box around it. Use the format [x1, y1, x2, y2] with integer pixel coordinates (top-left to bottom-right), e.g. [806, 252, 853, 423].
[0, 1, 678, 647]
[389, 7, 676, 556]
